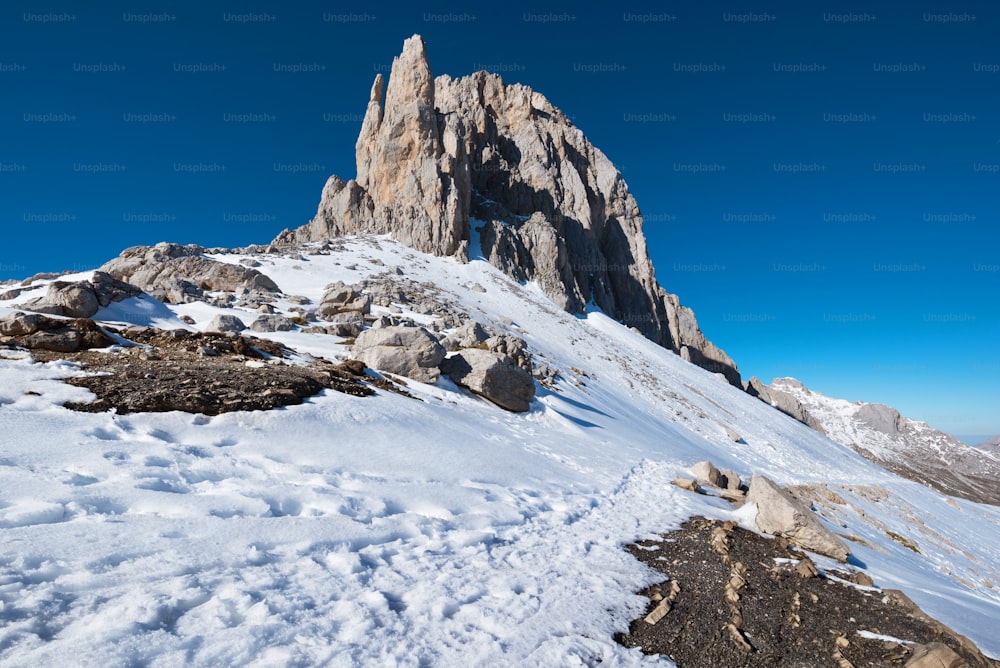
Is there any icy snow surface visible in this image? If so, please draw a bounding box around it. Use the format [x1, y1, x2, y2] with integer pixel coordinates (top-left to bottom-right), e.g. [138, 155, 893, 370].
[1, 236, 999, 666]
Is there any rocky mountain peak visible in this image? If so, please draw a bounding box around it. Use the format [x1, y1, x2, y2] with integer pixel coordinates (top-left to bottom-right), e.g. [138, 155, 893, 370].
[275, 35, 740, 385]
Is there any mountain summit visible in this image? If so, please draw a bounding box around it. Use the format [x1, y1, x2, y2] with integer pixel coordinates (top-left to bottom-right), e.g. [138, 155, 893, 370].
[275, 35, 740, 385]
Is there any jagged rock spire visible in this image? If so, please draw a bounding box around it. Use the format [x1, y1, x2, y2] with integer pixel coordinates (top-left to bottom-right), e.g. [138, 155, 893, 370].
[274, 35, 741, 386]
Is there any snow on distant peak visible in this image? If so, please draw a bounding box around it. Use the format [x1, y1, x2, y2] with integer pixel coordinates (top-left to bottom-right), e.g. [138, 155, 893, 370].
[772, 377, 1000, 506]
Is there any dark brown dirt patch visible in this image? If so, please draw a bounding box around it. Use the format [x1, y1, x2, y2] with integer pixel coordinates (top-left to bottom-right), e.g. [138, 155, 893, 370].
[29, 328, 389, 414]
[616, 517, 997, 667]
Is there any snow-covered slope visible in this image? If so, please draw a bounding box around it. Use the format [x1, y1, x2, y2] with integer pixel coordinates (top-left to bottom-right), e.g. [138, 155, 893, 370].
[772, 377, 1000, 507]
[2, 237, 999, 666]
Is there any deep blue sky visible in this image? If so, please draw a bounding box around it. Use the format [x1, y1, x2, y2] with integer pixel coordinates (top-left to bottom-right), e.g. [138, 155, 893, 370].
[2, 2, 997, 439]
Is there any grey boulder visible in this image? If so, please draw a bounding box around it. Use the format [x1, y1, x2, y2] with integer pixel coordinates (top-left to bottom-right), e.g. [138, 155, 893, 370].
[352, 325, 445, 383]
[207, 314, 247, 333]
[316, 281, 372, 320]
[250, 315, 295, 333]
[442, 348, 535, 412]
[746, 474, 850, 562]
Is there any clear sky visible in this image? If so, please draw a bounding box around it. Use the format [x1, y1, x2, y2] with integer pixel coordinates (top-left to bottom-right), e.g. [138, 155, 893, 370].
[1, 1, 997, 439]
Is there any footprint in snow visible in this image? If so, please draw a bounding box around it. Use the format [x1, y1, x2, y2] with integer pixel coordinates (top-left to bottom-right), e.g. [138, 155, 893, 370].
[64, 472, 100, 486]
[146, 428, 176, 443]
[87, 427, 122, 441]
[143, 456, 173, 468]
[135, 477, 190, 494]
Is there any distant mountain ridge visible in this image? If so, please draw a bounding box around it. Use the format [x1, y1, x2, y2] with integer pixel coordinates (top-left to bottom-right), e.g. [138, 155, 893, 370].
[760, 377, 1000, 506]
[274, 34, 741, 386]
[978, 435, 1000, 454]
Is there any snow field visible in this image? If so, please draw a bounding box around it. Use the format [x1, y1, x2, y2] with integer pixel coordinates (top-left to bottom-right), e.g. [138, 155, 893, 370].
[1, 236, 999, 665]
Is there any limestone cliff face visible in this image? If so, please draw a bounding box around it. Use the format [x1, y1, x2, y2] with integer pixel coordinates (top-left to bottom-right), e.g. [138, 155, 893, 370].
[275, 35, 740, 386]
[288, 36, 469, 259]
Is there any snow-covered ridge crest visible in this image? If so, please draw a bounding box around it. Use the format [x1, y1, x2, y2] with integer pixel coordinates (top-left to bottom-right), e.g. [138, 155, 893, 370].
[273, 34, 741, 386]
[770, 377, 1000, 506]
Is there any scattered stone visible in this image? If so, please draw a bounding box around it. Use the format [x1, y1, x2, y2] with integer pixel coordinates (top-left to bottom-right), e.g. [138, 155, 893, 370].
[316, 281, 372, 320]
[643, 599, 671, 626]
[795, 556, 820, 579]
[442, 320, 491, 352]
[484, 334, 532, 374]
[746, 475, 851, 562]
[724, 426, 744, 443]
[672, 478, 700, 493]
[21, 273, 140, 319]
[720, 489, 747, 503]
[721, 468, 743, 491]
[617, 517, 992, 668]
[324, 312, 364, 338]
[235, 288, 278, 309]
[2, 315, 114, 352]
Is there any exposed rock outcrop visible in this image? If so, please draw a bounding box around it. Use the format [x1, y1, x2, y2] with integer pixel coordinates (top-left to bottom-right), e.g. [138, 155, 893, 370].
[21, 272, 141, 319]
[0, 312, 114, 353]
[36, 328, 377, 415]
[745, 376, 826, 433]
[273, 34, 740, 386]
[856, 402, 904, 436]
[99, 243, 280, 304]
